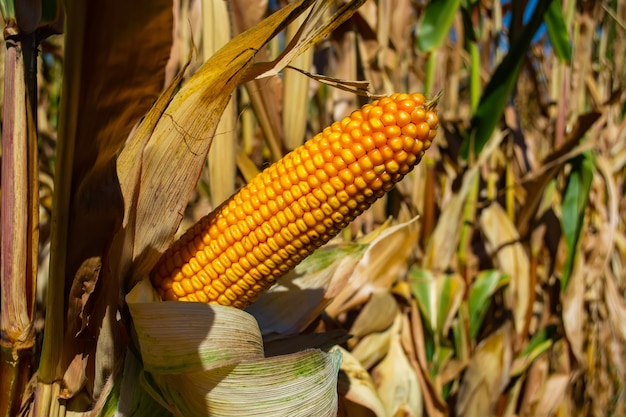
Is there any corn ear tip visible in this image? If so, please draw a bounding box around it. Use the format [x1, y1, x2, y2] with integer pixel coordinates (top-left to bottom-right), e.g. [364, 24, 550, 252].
[425, 90, 443, 111]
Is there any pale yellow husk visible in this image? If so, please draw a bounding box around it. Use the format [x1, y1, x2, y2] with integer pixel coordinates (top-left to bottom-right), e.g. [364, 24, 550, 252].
[126, 280, 341, 417]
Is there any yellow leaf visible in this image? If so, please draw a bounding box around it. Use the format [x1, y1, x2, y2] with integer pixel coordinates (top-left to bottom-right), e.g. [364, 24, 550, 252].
[326, 216, 421, 316]
[456, 324, 512, 416]
[114, 0, 317, 282]
[371, 314, 423, 417]
[337, 347, 387, 417]
[479, 203, 531, 338]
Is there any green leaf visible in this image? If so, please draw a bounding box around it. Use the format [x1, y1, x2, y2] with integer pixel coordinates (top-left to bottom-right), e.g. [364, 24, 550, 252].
[409, 269, 465, 338]
[468, 270, 510, 339]
[416, 0, 462, 52]
[97, 350, 172, 417]
[0, 0, 14, 21]
[560, 152, 593, 289]
[461, 0, 553, 158]
[410, 269, 435, 333]
[295, 242, 367, 275]
[511, 324, 560, 376]
[430, 345, 454, 377]
[544, 0, 572, 62]
[520, 324, 559, 356]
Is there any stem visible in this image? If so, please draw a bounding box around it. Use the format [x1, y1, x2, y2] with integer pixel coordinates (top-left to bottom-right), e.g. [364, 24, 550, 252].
[468, 40, 480, 113]
[0, 28, 39, 417]
[420, 158, 436, 248]
[424, 51, 437, 98]
[458, 173, 479, 284]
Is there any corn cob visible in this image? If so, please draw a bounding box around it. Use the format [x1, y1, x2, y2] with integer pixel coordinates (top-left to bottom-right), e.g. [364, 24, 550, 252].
[150, 93, 438, 309]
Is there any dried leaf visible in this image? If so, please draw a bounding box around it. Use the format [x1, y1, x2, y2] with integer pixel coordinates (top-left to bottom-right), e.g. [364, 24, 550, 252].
[371, 314, 423, 417]
[283, 13, 315, 150]
[531, 373, 571, 417]
[337, 347, 387, 417]
[61, 0, 173, 286]
[349, 292, 398, 342]
[424, 130, 505, 272]
[43, 0, 173, 391]
[561, 254, 585, 364]
[404, 301, 448, 416]
[246, 0, 368, 80]
[120, 0, 316, 281]
[479, 203, 530, 339]
[327, 216, 420, 316]
[456, 324, 512, 417]
[604, 271, 626, 344]
[204, 0, 238, 207]
[247, 242, 367, 338]
[351, 324, 394, 371]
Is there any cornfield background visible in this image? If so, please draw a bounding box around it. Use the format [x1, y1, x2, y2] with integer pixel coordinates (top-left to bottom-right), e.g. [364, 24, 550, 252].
[1, 0, 625, 416]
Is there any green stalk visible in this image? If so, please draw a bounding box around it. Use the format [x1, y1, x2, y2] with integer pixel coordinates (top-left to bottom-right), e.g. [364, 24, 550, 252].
[468, 40, 480, 113]
[36, 3, 87, 415]
[458, 9, 481, 279]
[424, 50, 437, 98]
[505, 139, 515, 222]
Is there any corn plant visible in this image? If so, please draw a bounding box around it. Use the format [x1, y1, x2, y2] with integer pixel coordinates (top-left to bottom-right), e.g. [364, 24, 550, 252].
[2, 0, 625, 416]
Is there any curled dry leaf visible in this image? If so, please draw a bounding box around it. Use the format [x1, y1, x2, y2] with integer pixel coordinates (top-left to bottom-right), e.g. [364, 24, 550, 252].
[350, 321, 395, 371]
[246, 242, 367, 338]
[326, 216, 421, 317]
[349, 292, 398, 344]
[116, 0, 319, 283]
[561, 255, 585, 364]
[247, 0, 368, 80]
[337, 346, 387, 417]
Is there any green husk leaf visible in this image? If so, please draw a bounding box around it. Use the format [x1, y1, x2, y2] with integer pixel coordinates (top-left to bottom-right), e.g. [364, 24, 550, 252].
[150, 349, 342, 417]
[127, 279, 341, 416]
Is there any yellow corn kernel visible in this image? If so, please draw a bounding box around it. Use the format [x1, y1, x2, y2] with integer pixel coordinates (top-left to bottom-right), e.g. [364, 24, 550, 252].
[150, 93, 438, 309]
